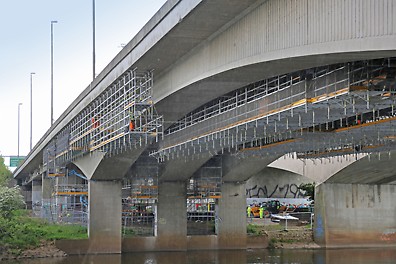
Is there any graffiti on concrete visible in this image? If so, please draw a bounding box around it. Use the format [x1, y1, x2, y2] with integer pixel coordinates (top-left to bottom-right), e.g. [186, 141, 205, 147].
[246, 183, 306, 198]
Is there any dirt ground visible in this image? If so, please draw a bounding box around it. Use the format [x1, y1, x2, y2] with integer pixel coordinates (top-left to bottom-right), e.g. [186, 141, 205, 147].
[248, 217, 320, 249]
[0, 241, 67, 261]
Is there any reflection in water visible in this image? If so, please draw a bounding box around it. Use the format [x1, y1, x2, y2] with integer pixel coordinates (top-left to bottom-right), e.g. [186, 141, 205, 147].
[4, 248, 396, 264]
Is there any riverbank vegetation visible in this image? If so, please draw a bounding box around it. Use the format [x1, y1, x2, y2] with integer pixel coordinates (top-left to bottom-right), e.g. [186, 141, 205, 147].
[0, 209, 87, 255]
[0, 157, 87, 256]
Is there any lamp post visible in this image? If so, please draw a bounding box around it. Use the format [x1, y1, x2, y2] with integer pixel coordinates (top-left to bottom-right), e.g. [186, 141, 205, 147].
[18, 103, 22, 158]
[92, 0, 96, 80]
[51, 20, 58, 126]
[30, 72, 35, 151]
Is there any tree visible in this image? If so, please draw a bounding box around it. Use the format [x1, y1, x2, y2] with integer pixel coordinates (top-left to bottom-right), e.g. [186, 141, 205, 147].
[0, 186, 25, 218]
[0, 156, 12, 187]
[299, 182, 315, 201]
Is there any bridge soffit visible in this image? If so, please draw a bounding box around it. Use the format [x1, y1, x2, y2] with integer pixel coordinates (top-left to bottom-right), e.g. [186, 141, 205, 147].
[326, 151, 396, 185]
[268, 153, 367, 184]
[154, 0, 396, 122]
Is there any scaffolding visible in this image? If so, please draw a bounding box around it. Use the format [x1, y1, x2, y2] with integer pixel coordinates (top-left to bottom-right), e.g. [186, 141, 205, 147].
[185, 156, 221, 235]
[121, 157, 159, 237]
[43, 69, 163, 176]
[35, 58, 396, 231]
[36, 168, 88, 225]
[151, 58, 396, 161]
[39, 69, 162, 226]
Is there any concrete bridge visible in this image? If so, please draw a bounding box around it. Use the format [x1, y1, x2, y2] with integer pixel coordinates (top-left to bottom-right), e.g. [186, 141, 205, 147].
[14, 0, 396, 253]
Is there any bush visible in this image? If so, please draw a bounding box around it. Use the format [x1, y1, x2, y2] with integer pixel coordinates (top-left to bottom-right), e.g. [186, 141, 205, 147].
[0, 186, 25, 218]
[0, 212, 42, 252]
[0, 210, 87, 254]
[299, 183, 315, 200]
[0, 156, 12, 186]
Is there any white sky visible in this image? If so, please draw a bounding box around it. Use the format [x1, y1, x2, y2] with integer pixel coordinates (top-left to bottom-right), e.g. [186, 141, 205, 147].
[0, 0, 167, 167]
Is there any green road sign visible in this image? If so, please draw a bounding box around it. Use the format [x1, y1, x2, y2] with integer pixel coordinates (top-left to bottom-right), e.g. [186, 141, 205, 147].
[9, 156, 25, 167]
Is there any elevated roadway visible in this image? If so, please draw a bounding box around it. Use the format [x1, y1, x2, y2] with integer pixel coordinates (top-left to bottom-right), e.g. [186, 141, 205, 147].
[12, 0, 396, 252]
[14, 0, 396, 182]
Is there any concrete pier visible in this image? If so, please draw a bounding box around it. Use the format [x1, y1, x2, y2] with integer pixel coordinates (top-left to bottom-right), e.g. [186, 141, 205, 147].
[217, 181, 247, 249]
[88, 180, 122, 253]
[157, 181, 187, 250]
[73, 151, 140, 253]
[315, 183, 396, 247]
[31, 180, 42, 206]
[41, 174, 52, 200]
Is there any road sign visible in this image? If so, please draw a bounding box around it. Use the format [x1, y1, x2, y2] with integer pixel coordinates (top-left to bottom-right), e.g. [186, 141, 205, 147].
[9, 156, 25, 167]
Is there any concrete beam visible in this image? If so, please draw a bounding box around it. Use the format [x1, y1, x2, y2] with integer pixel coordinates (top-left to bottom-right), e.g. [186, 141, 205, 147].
[269, 153, 367, 184]
[159, 155, 213, 181]
[222, 154, 280, 182]
[73, 149, 145, 180]
[327, 151, 396, 184]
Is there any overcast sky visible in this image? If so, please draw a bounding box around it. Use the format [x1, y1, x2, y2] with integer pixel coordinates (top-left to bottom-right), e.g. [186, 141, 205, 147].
[0, 0, 167, 167]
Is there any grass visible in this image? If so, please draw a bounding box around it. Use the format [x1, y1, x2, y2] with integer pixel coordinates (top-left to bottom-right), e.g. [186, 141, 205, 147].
[0, 210, 87, 254]
[122, 227, 136, 238]
[247, 224, 263, 236]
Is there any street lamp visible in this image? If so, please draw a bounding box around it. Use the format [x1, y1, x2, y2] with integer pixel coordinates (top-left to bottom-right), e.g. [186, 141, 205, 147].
[92, 0, 96, 80]
[51, 20, 58, 126]
[18, 103, 23, 158]
[30, 72, 35, 151]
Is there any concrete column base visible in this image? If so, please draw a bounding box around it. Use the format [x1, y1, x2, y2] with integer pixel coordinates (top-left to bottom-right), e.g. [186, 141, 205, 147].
[157, 181, 187, 251]
[217, 181, 247, 249]
[88, 180, 122, 254]
[315, 183, 396, 247]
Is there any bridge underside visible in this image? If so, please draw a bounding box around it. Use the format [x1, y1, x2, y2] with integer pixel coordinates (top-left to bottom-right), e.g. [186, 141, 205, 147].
[14, 0, 396, 251]
[23, 57, 396, 252]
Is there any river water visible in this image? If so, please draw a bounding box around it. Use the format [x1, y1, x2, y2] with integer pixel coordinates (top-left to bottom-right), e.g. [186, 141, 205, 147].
[4, 248, 396, 264]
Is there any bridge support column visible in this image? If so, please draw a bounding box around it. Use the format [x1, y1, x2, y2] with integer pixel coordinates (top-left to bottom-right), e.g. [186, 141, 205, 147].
[157, 181, 187, 250]
[41, 174, 52, 219]
[217, 181, 247, 249]
[42, 174, 52, 199]
[88, 179, 122, 253]
[31, 180, 42, 208]
[315, 183, 396, 247]
[73, 151, 141, 254]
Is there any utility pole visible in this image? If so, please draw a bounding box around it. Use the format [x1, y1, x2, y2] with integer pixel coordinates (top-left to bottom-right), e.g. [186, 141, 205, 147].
[51, 20, 58, 126]
[30, 72, 35, 151]
[18, 103, 23, 157]
[92, 0, 96, 80]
